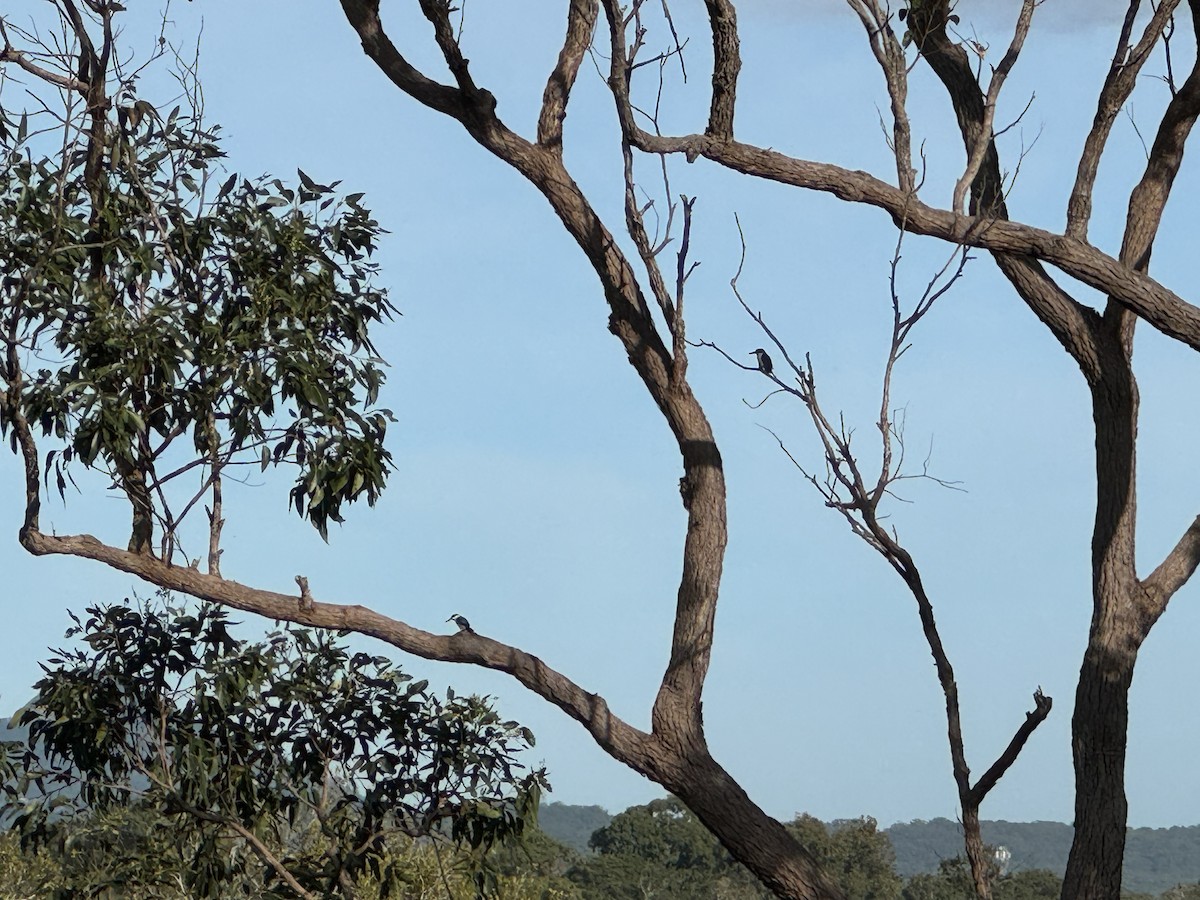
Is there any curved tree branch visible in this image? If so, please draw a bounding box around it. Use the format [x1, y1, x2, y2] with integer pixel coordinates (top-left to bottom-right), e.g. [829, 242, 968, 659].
[20, 527, 654, 762]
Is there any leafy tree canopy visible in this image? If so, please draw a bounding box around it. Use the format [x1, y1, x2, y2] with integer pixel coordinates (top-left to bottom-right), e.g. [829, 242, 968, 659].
[0, 61, 396, 553]
[787, 815, 903, 900]
[1, 597, 546, 897]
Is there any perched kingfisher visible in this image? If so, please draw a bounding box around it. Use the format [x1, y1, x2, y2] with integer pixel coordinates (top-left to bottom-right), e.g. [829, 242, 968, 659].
[751, 348, 773, 376]
[446, 614, 474, 634]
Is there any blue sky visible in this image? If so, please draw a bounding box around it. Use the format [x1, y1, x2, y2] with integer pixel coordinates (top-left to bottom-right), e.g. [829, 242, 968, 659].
[2, 1, 1198, 830]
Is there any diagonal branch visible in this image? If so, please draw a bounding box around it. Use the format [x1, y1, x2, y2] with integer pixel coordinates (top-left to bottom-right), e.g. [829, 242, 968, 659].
[1141, 514, 1200, 619]
[1066, 0, 1183, 240]
[338, 0, 471, 121]
[417, 0, 482, 101]
[598, 93, 1200, 377]
[1113, 0, 1200, 277]
[689, 138, 1197, 360]
[537, 0, 597, 150]
[968, 688, 1053, 806]
[0, 42, 88, 94]
[19, 526, 655, 765]
[951, 0, 1037, 215]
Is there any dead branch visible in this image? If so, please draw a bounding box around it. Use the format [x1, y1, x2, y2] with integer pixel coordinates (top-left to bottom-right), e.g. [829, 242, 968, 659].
[846, 0, 916, 193]
[708, 216, 1048, 898]
[1066, 0, 1182, 240]
[952, 0, 1038, 215]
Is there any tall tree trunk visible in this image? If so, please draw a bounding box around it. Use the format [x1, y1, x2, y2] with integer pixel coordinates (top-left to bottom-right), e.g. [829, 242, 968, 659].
[961, 806, 993, 900]
[1064, 648, 1133, 898]
[1064, 348, 1141, 900]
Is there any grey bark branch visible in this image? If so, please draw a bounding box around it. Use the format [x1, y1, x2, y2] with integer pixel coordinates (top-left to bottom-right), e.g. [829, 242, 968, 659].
[636, 132, 1200, 359]
[951, 0, 1037, 214]
[1066, 0, 1183, 240]
[845, 0, 915, 193]
[19, 527, 653, 762]
[339, 0, 470, 121]
[1112, 1, 1200, 279]
[600, 7, 1200, 370]
[538, 0, 596, 150]
[0, 44, 88, 93]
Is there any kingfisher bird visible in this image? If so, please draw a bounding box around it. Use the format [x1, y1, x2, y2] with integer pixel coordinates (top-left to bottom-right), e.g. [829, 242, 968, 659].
[447, 614, 474, 634]
[751, 348, 773, 376]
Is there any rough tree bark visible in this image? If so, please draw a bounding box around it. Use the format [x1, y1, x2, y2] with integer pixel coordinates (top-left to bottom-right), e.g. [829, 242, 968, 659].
[594, 1, 1200, 895]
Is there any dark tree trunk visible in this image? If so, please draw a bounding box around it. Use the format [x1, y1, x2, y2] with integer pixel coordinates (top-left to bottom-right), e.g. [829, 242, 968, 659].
[1063, 349, 1142, 900]
[1063, 647, 1133, 899]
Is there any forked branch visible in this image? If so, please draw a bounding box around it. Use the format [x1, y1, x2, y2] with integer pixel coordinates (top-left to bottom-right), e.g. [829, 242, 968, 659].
[845, 0, 916, 193]
[707, 222, 1049, 899]
[1066, 0, 1183, 240]
[951, 0, 1037, 215]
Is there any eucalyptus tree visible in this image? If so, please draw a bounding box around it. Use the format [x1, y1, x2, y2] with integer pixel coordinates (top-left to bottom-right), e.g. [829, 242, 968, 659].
[1, 599, 546, 898]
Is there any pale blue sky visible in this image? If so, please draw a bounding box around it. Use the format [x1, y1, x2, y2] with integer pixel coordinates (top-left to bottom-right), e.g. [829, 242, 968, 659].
[2, 1, 1198, 830]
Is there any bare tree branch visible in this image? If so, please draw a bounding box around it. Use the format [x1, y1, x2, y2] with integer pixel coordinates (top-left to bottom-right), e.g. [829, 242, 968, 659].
[1066, 0, 1183, 240]
[703, 0, 739, 139]
[537, 0, 597, 150]
[952, 0, 1037, 215]
[708, 215, 1050, 898]
[0, 40, 88, 94]
[1113, 1, 1200, 276]
[338, 0, 473, 122]
[1142, 514, 1200, 615]
[21, 526, 653, 760]
[845, 0, 916, 193]
[969, 689, 1054, 806]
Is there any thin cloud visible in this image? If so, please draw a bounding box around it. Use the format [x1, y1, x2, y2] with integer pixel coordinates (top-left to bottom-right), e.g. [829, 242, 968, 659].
[742, 0, 1143, 34]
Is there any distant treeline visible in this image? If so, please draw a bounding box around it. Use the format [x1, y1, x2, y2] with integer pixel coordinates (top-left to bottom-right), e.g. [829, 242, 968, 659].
[539, 803, 1200, 896]
[888, 818, 1200, 896]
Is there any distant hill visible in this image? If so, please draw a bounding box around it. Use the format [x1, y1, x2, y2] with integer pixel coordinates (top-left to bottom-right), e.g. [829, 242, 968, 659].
[538, 801, 611, 854]
[887, 818, 1073, 876]
[886, 817, 1200, 895]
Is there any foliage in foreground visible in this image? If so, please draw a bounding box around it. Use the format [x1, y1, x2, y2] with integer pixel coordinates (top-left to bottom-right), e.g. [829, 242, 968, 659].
[5, 788, 1200, 899]
[1, 598, 547, 897]
[0, 819, 583, 900]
